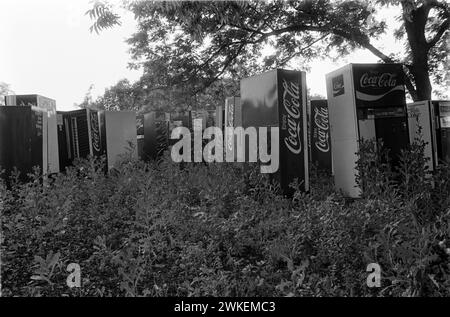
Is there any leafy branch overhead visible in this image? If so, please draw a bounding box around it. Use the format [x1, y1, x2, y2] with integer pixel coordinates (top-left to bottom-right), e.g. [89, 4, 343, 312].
[86, 1, 121, 34]
[88, 0, 450, 102]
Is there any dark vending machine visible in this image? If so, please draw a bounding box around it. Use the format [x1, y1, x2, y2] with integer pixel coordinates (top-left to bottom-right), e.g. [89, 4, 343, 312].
[169, 111, 191, 146]
[326, 63, 409, 198]
[310, 100, 332, 173]
[5, 94, 59, 174]
[0, 106, 47, 184]
[241, 69, 309, 196]
[142, 111, 170, 161]
[56, 109, 103, 171]
[433, 101, 450, 164]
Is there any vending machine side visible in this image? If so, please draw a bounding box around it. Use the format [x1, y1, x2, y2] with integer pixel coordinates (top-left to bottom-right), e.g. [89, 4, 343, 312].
[326, 64, 361, 198]
[56, 111, 71, 171]
[0, 106, 33, 183]
[433, 100, 450, 164]
[407, 100, 438, 171]
[103, 111, 138, 169]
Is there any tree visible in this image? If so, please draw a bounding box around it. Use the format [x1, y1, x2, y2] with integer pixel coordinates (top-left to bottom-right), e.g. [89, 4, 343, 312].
[88, 0, 449, 101]
[0, 82, 13, 106]
[78, 77, 239, 113]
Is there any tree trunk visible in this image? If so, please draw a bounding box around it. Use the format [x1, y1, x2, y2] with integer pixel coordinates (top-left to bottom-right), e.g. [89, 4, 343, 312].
[410, 59, 433, 101]
[403, 4, 433, 101]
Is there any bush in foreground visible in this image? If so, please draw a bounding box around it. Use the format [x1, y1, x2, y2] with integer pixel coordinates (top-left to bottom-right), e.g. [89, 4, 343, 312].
[1, 141, 449, 297]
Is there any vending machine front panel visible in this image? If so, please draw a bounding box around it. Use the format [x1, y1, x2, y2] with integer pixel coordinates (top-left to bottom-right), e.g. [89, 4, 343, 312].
[103, 111, 138, 169]
[435, 101, 450, 163]
[326, 63, 409, 198]
[0, 106, 46, 183]
[310, 100, 332, 172]
[241, 69, 309, 195]
[5, 94, 59, 174]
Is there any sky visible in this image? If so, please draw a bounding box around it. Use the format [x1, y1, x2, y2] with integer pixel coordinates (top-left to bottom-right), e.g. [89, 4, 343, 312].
[0, 0, 141, 111]
[0, 0, 438, 111]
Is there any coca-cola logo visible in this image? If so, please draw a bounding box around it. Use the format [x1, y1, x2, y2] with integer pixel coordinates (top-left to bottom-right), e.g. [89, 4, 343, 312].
[332, 75, 345, 97]
[313, 106, 330, 153]
[360, 72, 397, 89]
[89, 111, 101, 152]
[282, 79, 302, 155]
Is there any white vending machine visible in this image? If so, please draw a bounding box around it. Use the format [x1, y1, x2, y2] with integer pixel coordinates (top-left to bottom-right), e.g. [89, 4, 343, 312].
[326, 63, 409, 198]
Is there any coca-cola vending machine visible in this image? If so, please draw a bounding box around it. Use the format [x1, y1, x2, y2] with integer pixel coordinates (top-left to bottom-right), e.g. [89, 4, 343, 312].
[326, 63, 409, 198]
[0, 106, 47, 185]
[141, 111, 170, 161]
[98, 111, 138, 169]
[56, 109, 103, 171]
[241, 69, 309, 196]
[5, 94, 59, 174]
[310, 100, 332, 172]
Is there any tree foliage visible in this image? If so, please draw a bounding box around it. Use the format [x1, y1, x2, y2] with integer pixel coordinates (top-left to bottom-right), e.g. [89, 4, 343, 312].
[0, 82, 13, 106]
[87, 0, 449, 103]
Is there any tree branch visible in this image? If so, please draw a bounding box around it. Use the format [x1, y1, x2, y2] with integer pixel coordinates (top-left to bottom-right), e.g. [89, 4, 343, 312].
[427, 18, 450, 48]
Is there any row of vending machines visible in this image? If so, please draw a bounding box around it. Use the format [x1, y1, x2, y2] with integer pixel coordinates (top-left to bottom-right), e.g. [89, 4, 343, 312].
[216, 64, 449, 198]
[1, 64, 448, 197]
[0, 96, 139, 185]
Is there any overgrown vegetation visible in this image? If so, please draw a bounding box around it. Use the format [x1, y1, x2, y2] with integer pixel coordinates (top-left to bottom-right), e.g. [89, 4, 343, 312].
[1, 140, 449, 297]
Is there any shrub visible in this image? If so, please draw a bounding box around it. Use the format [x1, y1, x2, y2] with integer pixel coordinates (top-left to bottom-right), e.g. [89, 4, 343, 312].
[1, 141, 449, 297]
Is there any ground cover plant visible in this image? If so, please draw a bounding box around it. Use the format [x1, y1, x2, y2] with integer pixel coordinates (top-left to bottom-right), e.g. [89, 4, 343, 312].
[1, 140, 449, 297]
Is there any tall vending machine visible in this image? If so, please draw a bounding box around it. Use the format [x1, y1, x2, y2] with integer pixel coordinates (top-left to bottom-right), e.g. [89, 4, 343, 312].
[241, 69, 309, 196]
[0, 106, 47, 184]
[407, 100, 450, 169]
[326, 63, 409, 198]
[310, 99, 332, 172]
[98, 111, 138, 169]
[56, 108, 102, 171]
[433, 100, 450, 164]
[141, 111, 170, 161]
[5, 94, 59, 174]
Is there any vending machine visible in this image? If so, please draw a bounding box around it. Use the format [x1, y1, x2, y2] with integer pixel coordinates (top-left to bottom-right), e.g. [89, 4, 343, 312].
[241, 69, 309, 196]
[169, 111, 191, 146]
[56, 108, 102, 171]
[433, 100, 450, 164]
[5, 94, 59, 174]
[326, 63, 409, 198]
[310, 100, 332, 173]
[0, 106, 47, 184]
[408, 100, 450, 169]
[141, 111, 170, 161]
[98, 111, 138, 169]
